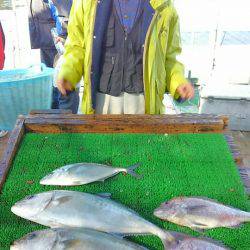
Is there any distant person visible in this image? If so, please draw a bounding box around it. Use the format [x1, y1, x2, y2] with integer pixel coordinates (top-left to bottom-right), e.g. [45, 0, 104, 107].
[28, 0, 72, 109]
[28, 0, 71, 67]
[0, 20, 7, 138]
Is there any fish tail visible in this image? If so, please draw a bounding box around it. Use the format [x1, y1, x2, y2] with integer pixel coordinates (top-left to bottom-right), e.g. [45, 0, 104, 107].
[242, 211, 250, 221]
[158, 229, 176, 250]
[126, 163, 142, 179]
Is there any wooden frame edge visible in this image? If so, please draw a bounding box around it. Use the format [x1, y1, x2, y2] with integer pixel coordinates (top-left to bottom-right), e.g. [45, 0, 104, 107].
[0, 113, 230, 193]
[24, 114, 228, 134]
[225, 134, 250, 195]
[0, 116, 25, 192]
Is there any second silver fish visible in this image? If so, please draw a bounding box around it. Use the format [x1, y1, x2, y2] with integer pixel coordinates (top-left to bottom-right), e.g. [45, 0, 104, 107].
[40, 163, 141, 186]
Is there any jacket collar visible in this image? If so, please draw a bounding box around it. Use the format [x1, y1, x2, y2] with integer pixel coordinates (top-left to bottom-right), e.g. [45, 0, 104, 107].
[150, 0, 169, 10]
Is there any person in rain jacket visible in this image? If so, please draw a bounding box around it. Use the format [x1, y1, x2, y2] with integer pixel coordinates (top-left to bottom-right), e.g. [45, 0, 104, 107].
[0, 21, 5, 70]
[57, 0, 194, 114]
[0, 21, 7, 138]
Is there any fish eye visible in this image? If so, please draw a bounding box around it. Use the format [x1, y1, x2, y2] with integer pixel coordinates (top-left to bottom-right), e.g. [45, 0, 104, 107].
[27, 233, 37, 240]
[27, 195, 35, 200]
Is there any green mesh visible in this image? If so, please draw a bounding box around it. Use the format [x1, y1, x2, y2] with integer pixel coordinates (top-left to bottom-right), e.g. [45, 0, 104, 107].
[0, 133, 249, 250]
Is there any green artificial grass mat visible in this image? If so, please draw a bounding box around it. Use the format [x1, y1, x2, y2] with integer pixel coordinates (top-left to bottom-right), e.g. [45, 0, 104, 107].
[0, 133, 250, 250]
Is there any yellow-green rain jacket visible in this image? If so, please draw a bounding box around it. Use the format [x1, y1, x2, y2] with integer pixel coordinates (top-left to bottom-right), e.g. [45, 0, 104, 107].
[59, 0, 187, 114]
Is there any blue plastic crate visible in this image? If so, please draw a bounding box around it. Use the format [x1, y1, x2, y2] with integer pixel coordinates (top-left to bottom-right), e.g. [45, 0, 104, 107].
[0, 64, 54, 130]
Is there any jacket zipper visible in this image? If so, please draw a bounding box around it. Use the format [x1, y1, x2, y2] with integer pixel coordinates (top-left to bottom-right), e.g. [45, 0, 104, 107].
[122, 32, 128, 91]
[88, 0, 98, 113]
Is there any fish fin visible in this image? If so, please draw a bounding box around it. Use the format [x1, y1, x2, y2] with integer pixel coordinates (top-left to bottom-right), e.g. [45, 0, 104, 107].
[190, 197, 250, 218]
[97, 193, 112, 199]
[55, 196, 72, 204]
[48, 222, 65, 228]
[126, 163, 142, 179]
[189, 196, 238, 209]
[116, 232, 151, 237]
[98, 177, 108, 182]
[110, 233, 126, 239]
[69, 180, 83, 186]
[45, 196, 72, 210]
[190, 220, 209, 228]
[188, 196, 227, 206]
[187, 219, 209, 232]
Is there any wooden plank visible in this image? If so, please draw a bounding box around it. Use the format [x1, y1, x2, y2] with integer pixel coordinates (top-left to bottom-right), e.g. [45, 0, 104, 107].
[29, 109, 72, 115]
[224, 134, 250, 195]
[238, 167, 250, 194]
[24, 114, 228, 134]
[0, 134, 9, 161]
[25, 119, 225, 134]
[25, 113, 229, 122]
[25, 115, 226, 125]
[0, 117, 25, 192]
[225, 134, 243, 166]
[231, 131, 250, 168]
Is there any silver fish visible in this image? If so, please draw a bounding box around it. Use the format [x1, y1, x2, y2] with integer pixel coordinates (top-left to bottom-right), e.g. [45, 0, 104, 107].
[168, 231, 229, 250]
[11, 190, 174, 249]
[10, 228, 148, 250]
[40, 163, 141, 186]
[154, 196, 250, 231]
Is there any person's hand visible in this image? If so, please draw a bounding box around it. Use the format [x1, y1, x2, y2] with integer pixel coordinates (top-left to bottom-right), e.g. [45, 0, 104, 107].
[57, 79, 73, 96]
[176, 83, 195, 100]
[55, 36, 65, 44]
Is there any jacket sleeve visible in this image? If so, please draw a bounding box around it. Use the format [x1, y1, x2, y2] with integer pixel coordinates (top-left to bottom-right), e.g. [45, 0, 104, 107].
[58, 0, 85, 87]
[165, 9, 187, 99]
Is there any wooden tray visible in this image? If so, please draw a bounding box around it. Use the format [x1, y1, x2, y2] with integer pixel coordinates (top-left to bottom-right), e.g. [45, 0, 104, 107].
[1, 111, 248, 194]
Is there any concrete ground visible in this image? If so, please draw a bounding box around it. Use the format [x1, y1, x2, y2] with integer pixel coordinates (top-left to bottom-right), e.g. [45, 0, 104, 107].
[0, 131, 250, 167]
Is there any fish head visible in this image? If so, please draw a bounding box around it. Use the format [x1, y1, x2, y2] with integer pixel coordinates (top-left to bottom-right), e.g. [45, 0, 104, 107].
[11, 192, 54, 219]
[10, 230, 57, 250]
[154, 197, 188, 220]
[40, 169, 64, 185]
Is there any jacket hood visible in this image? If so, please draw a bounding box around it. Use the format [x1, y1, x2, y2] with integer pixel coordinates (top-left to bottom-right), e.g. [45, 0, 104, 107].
[150, 0, 170, 10]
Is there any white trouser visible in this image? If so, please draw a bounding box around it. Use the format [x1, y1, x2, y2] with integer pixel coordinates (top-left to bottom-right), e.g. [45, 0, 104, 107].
[95, 92, 145, 114]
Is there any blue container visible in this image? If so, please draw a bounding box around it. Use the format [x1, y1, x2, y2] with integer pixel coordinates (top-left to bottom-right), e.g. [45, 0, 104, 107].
[0, 64, 54, 130]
